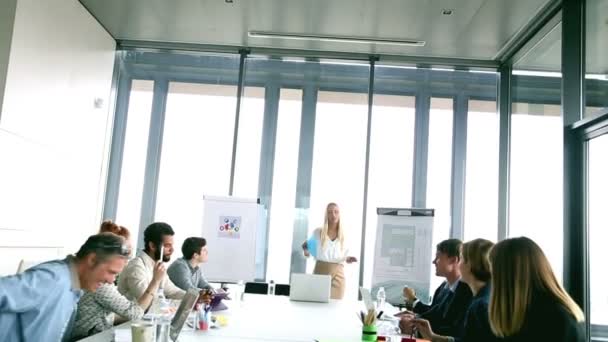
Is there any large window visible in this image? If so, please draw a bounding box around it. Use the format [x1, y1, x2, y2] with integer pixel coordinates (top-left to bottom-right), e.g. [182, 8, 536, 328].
[509, 21, 563, 282]
[585, 0, 608, 117]
[464, 100, 499, 242]
[589, 133, 608, 328]
[232, 84, 266, 198]
[265, 88, 302, 284]
[509, 102, 563, 280]
[308, 90, 369, 300]
[115, 80, 154, 236]
[363, 90, 416, 289]
[106, 52, 501, 296]
[155, 82, 237, 250]
[426, 97, 454, 292]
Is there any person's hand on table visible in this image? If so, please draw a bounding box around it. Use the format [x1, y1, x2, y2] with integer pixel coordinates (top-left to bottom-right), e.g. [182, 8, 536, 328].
[394, 309, 415, 317]
[198, 289, 213, 305]
[399, 313, 416, 334]
[412, 318, 434, 340]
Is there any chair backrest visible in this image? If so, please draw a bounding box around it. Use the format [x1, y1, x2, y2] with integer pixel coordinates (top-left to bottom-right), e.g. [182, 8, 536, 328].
[16, 260, 41, 274]
[275, 284, 290, 296]
[244, 282, 268, 294]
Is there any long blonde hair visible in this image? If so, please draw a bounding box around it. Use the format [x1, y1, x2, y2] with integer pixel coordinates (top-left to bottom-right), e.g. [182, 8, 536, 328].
[489, 237, 584, 337]
[319, 203, 344, 251]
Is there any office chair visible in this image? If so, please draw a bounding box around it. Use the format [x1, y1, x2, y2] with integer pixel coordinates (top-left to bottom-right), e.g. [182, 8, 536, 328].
[244, 282, 268, 295]
[275, 284, 290, 296]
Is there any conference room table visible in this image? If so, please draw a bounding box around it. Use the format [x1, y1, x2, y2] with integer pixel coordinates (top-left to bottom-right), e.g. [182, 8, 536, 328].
[80, 293, 429, 342]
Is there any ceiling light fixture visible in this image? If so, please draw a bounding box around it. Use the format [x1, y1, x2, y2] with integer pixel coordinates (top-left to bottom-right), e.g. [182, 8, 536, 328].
[248, 31, 426, 47]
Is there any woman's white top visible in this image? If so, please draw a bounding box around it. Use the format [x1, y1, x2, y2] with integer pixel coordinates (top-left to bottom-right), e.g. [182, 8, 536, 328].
[310, 228, 349, 264]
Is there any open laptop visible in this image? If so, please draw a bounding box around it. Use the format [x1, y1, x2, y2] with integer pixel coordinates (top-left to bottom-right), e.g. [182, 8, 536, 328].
[169, 288, 200, 341]
[209, 291, 228, 311]
[289, 273, 331, 303]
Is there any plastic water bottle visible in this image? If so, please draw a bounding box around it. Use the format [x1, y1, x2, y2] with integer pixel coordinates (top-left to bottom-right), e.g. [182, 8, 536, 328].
[192, 303, 200, 331]
[149, 288, 166, 315]
[156, 313, 171, 341]
[377, 287, 386, 311]
[155, 290, 171, 341]
[197, 305, 210, 331]
[268, 280, 275, 295]
[237, 280, 245, 302]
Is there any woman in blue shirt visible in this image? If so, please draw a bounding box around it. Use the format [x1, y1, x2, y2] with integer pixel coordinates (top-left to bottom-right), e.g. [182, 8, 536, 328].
[414, 238, 500, 342]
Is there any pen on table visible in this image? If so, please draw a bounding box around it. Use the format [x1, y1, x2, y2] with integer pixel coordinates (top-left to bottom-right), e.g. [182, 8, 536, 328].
[376, 311, 384, 319]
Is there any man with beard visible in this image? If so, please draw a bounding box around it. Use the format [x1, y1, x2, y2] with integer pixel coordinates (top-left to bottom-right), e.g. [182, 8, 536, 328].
[117, 222, 186, 301]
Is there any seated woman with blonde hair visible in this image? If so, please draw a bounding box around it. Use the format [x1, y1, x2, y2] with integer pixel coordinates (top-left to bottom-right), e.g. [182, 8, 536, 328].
[487, 236, 584, 341]
[413, 238, 500, 342]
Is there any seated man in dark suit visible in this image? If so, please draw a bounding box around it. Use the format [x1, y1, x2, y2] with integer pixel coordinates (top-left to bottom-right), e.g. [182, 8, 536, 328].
[399, 239, 473, 339]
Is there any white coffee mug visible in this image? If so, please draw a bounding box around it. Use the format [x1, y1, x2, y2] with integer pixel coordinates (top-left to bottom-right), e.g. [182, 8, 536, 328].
[131, 321, 155, 342]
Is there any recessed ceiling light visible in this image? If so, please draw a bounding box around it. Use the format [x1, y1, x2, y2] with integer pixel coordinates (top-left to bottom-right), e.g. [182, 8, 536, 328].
[442, 9, 454, 15]
[248, 31, 426, 47]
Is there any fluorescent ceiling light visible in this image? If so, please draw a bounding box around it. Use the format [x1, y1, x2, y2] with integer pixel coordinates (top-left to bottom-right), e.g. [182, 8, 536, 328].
[319, 59, 369, 66]
[513, 70, 562, 78]
[281, 57, 306, 63]
[469, 70, 498, 74]
[377, 64, 417, 70]
[431, 67, 455, 72]
[248, 31, 426, 47]
[586, 74, 608, 81]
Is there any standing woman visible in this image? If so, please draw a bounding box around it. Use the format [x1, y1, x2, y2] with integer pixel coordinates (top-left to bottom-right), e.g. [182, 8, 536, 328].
[302, 202, 357, 299]
[489, 237, 585, 341]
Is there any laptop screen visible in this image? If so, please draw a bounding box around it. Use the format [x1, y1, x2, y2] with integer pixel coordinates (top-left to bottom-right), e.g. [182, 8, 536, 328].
[170, 288, 200, 341]
[289, 273, 331, 303]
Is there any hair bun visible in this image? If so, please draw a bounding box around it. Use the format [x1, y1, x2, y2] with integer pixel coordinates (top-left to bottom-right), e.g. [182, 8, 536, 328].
[118, 226, 131, 239]
[100, 220, 119, 233]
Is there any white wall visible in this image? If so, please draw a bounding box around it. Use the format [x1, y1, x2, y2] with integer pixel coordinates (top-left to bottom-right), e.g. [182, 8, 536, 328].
[0, 0, 116, 275]
[0, 0, 18, 115]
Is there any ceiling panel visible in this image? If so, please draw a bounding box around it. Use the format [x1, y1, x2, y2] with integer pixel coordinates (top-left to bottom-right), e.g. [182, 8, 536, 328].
[79, 0, 554, 61]
[586, 0, 608, 75]
[514, 22, 561, 72]
[512, 0, 608, 76]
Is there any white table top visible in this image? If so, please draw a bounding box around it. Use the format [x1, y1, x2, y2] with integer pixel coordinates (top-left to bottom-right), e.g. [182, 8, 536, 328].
[79, 294, 404, 342]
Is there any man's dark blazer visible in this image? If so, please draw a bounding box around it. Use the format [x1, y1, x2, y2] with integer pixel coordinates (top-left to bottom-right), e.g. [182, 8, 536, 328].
[414, 280, 473, 338]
